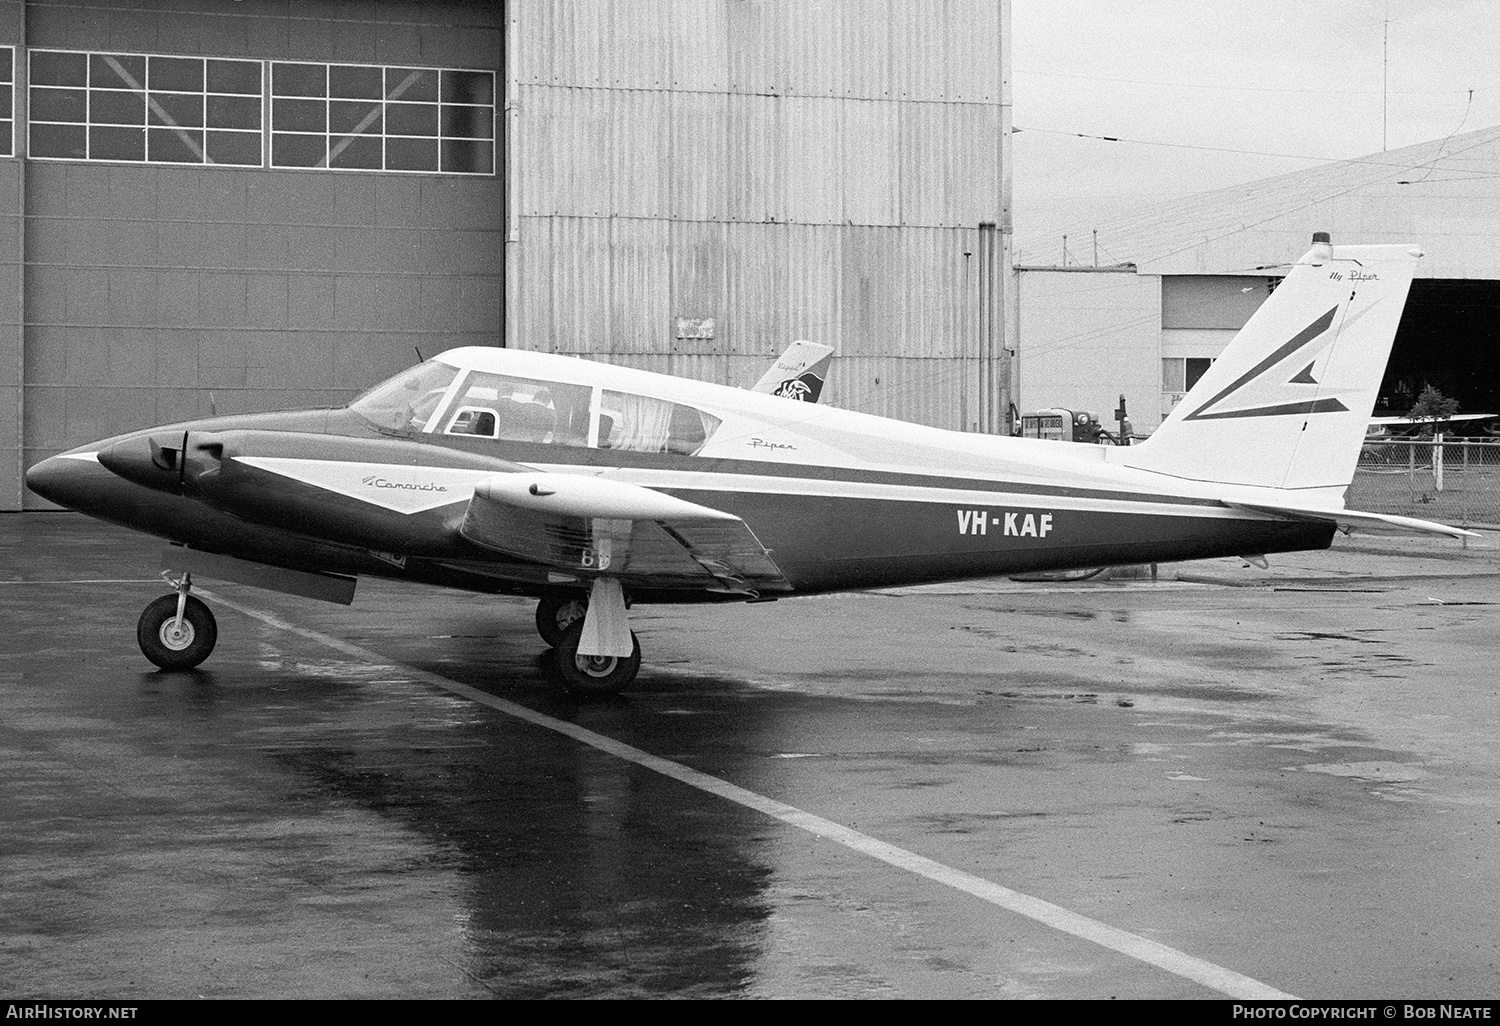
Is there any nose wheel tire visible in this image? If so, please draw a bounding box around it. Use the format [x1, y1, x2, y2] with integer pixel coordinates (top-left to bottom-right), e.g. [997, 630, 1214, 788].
[551, 623, 640, 696]
[137, 594, 218, 671]
[535, 594, 589, 648]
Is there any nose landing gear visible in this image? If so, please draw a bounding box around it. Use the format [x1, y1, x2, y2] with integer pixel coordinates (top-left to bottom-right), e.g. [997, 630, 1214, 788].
[137, 572, 218, 671]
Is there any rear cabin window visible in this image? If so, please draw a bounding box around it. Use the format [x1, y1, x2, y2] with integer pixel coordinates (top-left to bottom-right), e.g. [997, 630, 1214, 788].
[598, 390, 721, 455]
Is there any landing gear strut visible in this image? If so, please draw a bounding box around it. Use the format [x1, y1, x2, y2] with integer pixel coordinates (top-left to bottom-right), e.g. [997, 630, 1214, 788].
[137, 572, 218, 671]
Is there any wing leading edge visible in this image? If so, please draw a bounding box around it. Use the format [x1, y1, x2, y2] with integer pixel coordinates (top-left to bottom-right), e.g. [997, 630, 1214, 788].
[459, 472, 792, 596]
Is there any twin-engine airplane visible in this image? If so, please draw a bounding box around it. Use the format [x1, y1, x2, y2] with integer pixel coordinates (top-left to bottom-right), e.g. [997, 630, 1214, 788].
[26, 233, 1473, 695]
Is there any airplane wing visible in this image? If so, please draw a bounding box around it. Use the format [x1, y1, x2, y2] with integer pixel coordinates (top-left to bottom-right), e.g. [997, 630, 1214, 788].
[1223, 500, 1480, 540]
[459, 472, 793, 596]
[750, 341, 834, 402]
[1368, 413, 1496, 426]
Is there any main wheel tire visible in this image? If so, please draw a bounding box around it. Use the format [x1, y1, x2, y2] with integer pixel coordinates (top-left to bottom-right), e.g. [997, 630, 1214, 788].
[137, 594, 218, 671]
[551, 623, 640, 696]
[535, 594, 589, 648]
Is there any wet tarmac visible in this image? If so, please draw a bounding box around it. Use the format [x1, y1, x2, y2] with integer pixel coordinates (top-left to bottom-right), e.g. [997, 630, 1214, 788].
[3, 513, 1500, 999]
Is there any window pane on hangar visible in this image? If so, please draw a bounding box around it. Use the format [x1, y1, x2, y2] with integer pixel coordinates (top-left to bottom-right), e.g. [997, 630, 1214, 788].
[29, 122, 84, 159]
[206, 95, 260, 132]
[274, 96, 327, 133]
[148, 127, 204, 163]
[386, 67, 438, 102]
[89, 53, 145, 90]
[90, 124, 145, 162]
[206, 130, 260, 167]
[329, 136, 382, 170]
[31, 86, 85, 124]
[441, 139, 493, 175]
[272, 132, 325, 168]
[207, 60, 260, 96]
[386, 136, 438, 172]
[441, 70, 493, 106]
[386, 101, 438, 137]
[149, 56, 203, 93]
[330, 99, 381, 136]
[90, 89, 145, 125]
[150, 93, 204, 128]
[330, 64, 383, 99]
[29, 50, 86, 87]
[274, 62, 326, 98]
[440, 104, 492, 140]
[274, 98, 323, 134]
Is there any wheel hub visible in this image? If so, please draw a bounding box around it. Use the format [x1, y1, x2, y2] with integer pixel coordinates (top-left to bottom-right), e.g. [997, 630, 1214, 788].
[576, 654, 617, 677]
[158, 619, 195, 651]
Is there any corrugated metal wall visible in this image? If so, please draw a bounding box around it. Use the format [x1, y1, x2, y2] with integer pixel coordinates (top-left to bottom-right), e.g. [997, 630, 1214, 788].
[507, 0, 1011, 429]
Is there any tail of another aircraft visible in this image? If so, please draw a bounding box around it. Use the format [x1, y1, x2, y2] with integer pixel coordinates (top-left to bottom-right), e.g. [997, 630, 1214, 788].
[1121, 233, 1423, 501]
[751, 341, 835, 402]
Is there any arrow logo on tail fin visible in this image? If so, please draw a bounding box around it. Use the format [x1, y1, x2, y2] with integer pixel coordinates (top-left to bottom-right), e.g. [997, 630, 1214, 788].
[1184, 306, 1349, 421]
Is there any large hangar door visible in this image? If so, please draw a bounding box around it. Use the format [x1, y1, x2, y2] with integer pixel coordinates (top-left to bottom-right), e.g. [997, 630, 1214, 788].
[1381, 279, 1500, 420]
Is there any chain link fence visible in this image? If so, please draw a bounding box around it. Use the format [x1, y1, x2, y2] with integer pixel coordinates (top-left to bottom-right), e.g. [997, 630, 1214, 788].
[1350, 439, 1500, 529]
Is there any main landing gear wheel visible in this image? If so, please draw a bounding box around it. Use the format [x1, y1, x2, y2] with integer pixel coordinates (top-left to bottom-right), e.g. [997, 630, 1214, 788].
[137, 594, 218, 671]
[535, 594, 589, 648]
[551, 622, 640, 697]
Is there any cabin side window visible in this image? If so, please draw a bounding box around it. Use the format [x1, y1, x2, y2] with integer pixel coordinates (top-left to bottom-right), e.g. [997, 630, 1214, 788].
[440, 372, 592, 447]
[597, 391, 721, 455]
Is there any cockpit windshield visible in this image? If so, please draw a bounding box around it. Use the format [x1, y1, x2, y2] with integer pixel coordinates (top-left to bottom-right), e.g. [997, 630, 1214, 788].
[348, 359, 461, 436]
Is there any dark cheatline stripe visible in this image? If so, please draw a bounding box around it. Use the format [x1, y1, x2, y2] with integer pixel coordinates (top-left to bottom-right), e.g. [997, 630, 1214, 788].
[440, 442, 1228, 509]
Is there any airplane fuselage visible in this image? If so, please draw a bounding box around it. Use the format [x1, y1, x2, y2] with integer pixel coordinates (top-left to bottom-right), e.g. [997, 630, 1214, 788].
[28, 350, 1333, 605]
[21, 238, 1450, 693]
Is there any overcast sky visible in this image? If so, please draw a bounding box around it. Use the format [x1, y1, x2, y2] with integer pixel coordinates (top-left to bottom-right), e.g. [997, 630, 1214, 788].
[1010, 0, 1500, 260]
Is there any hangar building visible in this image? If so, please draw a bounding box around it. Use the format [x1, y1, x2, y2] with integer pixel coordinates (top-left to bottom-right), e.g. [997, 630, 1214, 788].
[5, 0, 1015, 510]
[1014, 125, 1500, 436]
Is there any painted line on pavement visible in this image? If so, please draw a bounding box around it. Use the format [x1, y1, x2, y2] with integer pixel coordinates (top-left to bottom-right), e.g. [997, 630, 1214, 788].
[207, 589, 1296, 1001]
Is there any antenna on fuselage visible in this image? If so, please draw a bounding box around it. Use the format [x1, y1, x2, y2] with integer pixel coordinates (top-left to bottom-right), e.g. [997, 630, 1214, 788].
[414, 346, 424, 363]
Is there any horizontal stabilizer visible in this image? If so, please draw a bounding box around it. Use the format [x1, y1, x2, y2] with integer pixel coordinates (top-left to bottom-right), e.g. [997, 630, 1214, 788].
[1224, 501, 1479, 540]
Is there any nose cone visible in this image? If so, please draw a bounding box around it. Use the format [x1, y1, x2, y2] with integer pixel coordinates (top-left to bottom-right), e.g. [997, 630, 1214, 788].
[24, 451, 103, 511]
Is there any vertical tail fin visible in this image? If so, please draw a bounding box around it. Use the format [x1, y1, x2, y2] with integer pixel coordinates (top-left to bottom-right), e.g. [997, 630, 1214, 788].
[1121, 234, 1422, 498]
